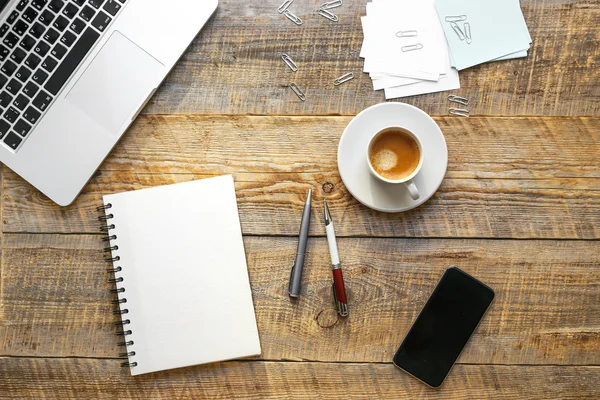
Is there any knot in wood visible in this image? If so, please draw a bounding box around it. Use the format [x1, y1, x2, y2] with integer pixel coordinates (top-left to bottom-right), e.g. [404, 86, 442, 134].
[322, 182, 335, 194]
[315, 309, 339, 329]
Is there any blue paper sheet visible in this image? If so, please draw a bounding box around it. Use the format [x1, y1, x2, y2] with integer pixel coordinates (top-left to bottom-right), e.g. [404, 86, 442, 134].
[435, 0, 531, 70]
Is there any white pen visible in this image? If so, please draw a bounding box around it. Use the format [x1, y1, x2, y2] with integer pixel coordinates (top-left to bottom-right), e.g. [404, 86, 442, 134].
[324, 200, 348, 317]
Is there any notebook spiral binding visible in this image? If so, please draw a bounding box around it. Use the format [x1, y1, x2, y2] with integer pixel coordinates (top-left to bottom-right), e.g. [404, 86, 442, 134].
[97, 203, 138, 369]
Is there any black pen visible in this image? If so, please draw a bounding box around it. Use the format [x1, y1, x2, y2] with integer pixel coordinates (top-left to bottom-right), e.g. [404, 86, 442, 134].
[288, 189, 312, 298]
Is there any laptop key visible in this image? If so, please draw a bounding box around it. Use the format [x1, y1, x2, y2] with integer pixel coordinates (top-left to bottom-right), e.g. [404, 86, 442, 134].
[63, 3, 80, 19]
[89, 0, 105, 9]
[7, 11, 20, 25]
[91, 11, 111, 32]
[4, 132, 22, 150]
[0, 74, 7, 89]
[70, 18, 86, 34]
[16, 66, 32, 83]
[31, 0, 48, 11]
[23, 81, 40, 97]
[42, 56, 58, 72]
[4, 106, 20, 123]
[20, 35, 36, 51]
[12, 20, 29, 36]
[10, 47, 27, 63]
[103, 0, 121, 16]
[0, 45, 8, 61]
[13, 93, 30, 110]
[23, 7, 39, 23]
[32, 68, 48, 84]
[0, 91, 12, 107]
[80, 5, 95, 21]
[17, 1, 30, 11]
[3, 33, 19, 48]
[0, 120, 9, 138]
[51, 43, 67, 59]
[33, 90, 52, 111]
[14, 119, 32, 137]
[34, 41, 50, 57]
[29, 21, 46, 38]
[73, 0, 85, 5]
[25, 53, 41, 69]
[53, 15, 69, 32]
[23, 106, 41, 124]
[60, 30, 76, 46]
[45, 27, 99, 95]
[1, 60, 17, 76]
[43, 28, 60, 44]
[48, 0, 64, 12]
[6, 79, 22, 95]
[39, 10, 55, 26]
[0, 24, 9, 37]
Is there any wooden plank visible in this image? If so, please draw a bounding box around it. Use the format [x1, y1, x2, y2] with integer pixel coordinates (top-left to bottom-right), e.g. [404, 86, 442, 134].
[141, 0, 600, 116]
[0, 358, 598, 400]
[0, 163, 2, 310]
[3, 116, 599, 238]
[2, 234, 599, 365]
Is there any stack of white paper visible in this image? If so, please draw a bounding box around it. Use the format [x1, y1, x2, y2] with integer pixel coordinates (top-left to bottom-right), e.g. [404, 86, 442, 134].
[360, 0, 460, 99]
[434, 0, 531, 71]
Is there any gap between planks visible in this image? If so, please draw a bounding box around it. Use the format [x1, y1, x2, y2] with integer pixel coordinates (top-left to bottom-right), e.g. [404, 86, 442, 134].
[0, 356, 598, 368]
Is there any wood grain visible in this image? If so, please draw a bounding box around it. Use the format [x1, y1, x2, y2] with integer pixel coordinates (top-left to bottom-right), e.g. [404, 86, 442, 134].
[3, 116, 599, 238]
[1, 0, 599, 396]
[140, 0, 600, 116]
[2, 234, 598, 366]
[0, 358, 598, 400]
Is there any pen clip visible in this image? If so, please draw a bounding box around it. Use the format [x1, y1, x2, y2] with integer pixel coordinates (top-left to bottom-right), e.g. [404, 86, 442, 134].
[332, 283, 349, 317]
[288, 261, 296, 294]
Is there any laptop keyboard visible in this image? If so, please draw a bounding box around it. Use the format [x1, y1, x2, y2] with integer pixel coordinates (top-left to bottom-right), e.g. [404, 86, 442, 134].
[0, 0, 126, 152]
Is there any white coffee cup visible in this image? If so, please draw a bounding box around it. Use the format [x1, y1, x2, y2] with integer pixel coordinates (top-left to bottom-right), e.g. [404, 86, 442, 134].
[366, 126, 424, 200]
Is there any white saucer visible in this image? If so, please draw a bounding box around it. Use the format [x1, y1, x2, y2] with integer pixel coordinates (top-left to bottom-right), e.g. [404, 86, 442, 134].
[338, 103, 448, 213]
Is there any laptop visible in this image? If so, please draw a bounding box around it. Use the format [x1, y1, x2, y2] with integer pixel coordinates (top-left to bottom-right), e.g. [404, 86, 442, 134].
[0, 0, 218, 205]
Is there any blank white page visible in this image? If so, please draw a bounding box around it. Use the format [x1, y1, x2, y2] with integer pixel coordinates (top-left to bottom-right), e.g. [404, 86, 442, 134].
[103, 175, 261, 375]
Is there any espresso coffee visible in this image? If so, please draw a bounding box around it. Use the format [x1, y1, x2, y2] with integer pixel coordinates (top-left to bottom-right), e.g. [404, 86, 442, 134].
[369, 128, 420, 181]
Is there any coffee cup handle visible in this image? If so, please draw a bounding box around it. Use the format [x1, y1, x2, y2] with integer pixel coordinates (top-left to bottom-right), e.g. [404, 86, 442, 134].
[405, 179, 420, 200]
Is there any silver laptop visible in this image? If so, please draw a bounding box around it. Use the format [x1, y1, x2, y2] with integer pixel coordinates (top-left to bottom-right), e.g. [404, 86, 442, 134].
[0, 0, 218, 205]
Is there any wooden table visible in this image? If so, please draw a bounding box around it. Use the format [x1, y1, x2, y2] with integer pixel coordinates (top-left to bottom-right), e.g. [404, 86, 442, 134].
[1, 0, 599, 398]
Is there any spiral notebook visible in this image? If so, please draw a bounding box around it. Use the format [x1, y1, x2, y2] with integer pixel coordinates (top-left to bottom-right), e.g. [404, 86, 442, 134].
[99, 175, 261, 376]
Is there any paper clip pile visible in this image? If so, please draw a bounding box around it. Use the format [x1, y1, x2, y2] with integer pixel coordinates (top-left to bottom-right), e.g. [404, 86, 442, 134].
[278, 0, 302, 25]
[277, 0, 353, 101]
[318, 0, 343, 22]
[448, 94, 470, 117]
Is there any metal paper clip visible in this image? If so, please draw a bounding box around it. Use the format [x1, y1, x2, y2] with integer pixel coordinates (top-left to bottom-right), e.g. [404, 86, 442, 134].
[396, 30, 418, 38]
[278, 0, 294, 14]
[281, 53, 298, 72]
[445, 15, 467, 22]
[450, 21, 465, 40]
[283, 9, 303, 25]
[448, 95, 469, 106]
[290, 83, 306, 101]
[318, 8, 338, 22]
[464, 22, 472, 44]
[402, 43, 423, 52]
[448, 108, 469, 117]
[320, 0, 342, 10]
[334, 72, 354, 86]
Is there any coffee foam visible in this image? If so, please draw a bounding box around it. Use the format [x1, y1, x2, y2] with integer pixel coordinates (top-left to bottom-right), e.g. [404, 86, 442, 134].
[372, 149, 398, 171]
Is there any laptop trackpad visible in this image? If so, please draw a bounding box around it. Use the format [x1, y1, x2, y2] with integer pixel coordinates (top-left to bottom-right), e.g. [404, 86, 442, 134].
[66, 31, 164, 135]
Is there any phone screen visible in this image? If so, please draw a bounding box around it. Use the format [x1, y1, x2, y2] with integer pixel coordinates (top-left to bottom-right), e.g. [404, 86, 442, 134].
[393, 267, 494, 387]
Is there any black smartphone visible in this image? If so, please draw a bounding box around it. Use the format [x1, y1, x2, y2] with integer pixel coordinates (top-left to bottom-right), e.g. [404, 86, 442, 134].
[393, 267, 494, 388]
